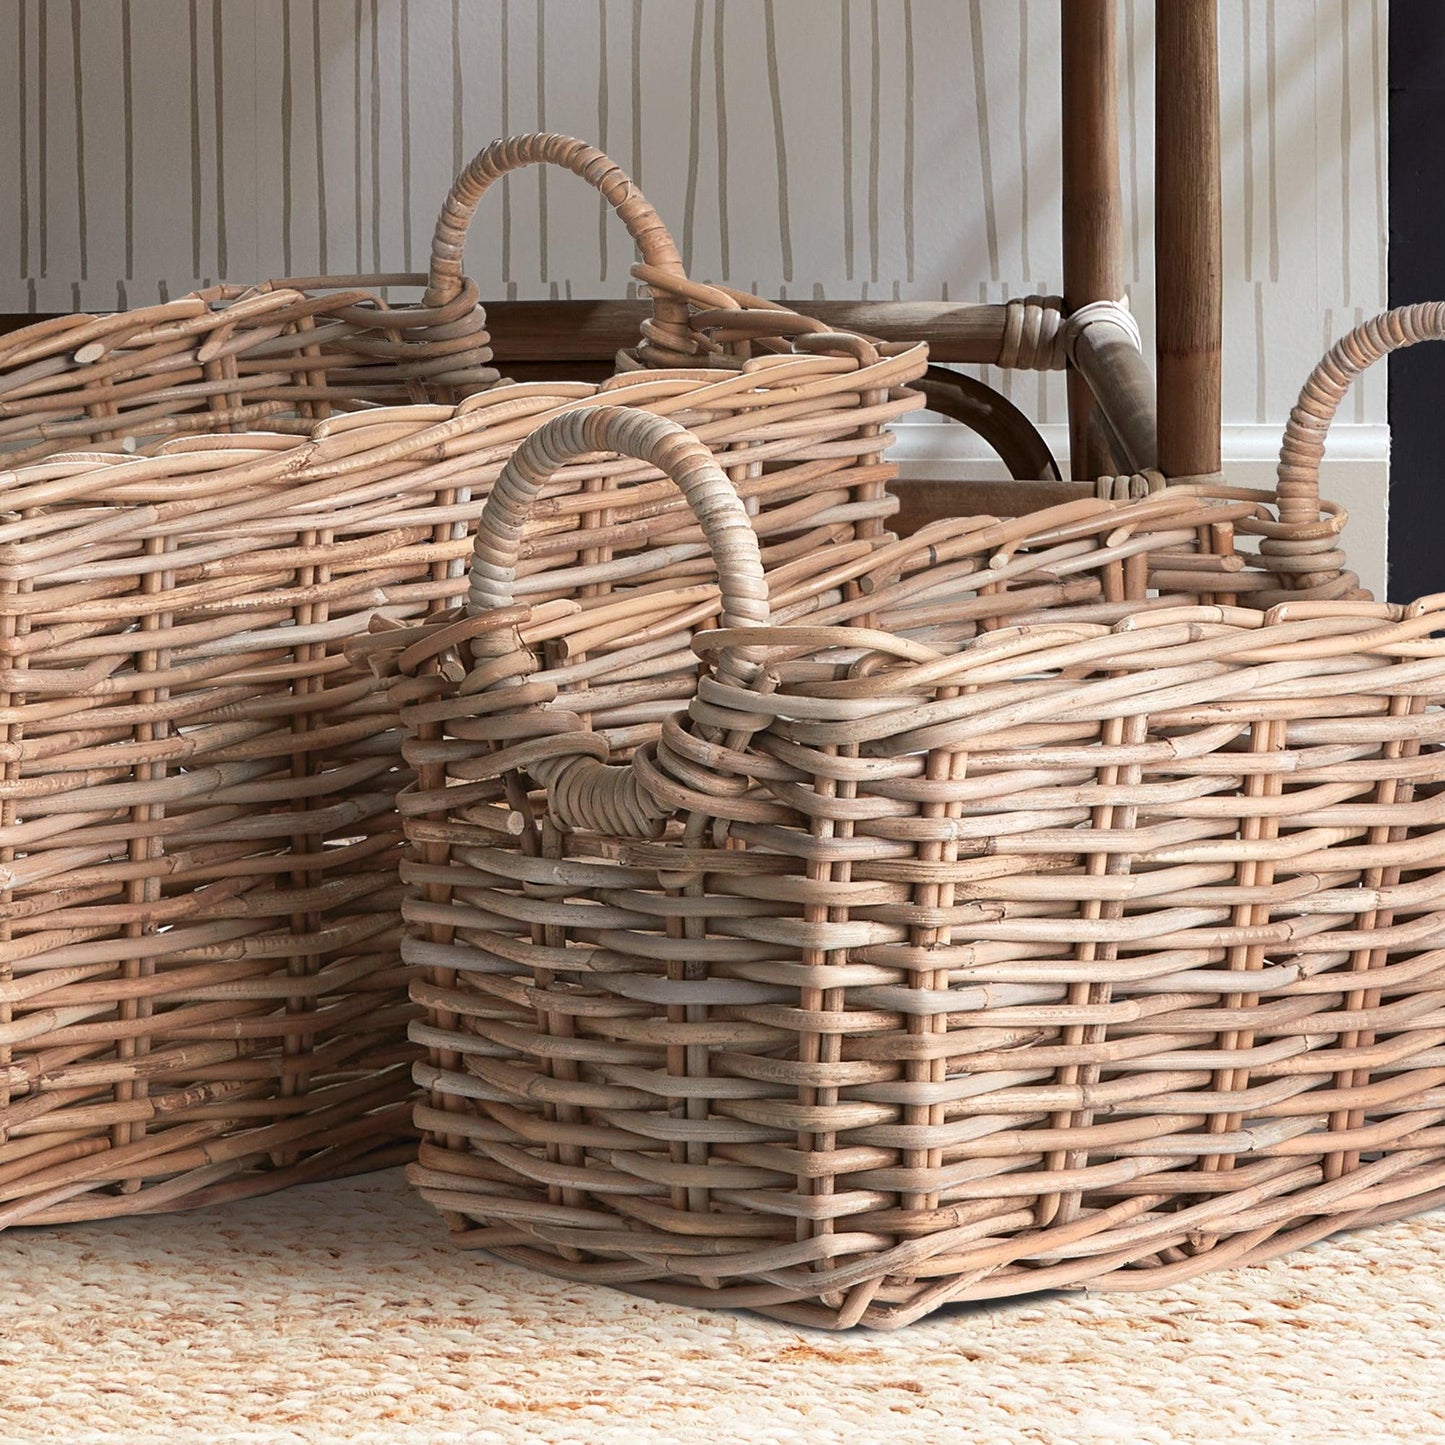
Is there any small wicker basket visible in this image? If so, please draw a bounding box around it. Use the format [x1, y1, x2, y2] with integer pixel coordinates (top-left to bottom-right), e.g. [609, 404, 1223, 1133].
[381, 306, 1445, 1329]
[0, 135, 928, 1228]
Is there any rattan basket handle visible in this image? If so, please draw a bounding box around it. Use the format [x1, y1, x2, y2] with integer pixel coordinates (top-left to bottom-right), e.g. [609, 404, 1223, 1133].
[1278, 302, 1445, 529]
[468, 407, 768, 836]
[426, 133, 693, 361]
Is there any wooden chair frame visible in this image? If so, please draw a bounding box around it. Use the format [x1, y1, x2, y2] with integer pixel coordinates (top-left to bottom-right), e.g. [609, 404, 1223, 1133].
[438, 0, 1224, 526]
[1, 1, 1221, 527]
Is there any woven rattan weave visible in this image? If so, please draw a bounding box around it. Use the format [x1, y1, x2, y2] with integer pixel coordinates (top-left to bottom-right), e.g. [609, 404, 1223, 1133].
[380, 306, 1445, 1329]
[0, 134, 925, 1227]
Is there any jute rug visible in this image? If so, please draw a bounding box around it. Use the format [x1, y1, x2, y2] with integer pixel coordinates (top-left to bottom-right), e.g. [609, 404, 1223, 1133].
[3, 1169, 1442, 1444]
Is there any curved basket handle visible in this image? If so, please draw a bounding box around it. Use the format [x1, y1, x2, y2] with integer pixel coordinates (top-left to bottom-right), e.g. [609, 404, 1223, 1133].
[918, 365, 1062, 482]
[1278, 302, 1445, 531]
[426, 133, 695, 364]
[468, 407, 768, 836]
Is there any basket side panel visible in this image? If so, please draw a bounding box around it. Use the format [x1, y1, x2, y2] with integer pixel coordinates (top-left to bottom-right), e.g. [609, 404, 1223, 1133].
[0, 283, 496, 466]
[0, 474, 424, 1226]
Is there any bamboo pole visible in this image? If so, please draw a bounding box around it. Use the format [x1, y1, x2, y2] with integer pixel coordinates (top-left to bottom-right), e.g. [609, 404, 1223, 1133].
[1061, 0, 1127, 479]
[1155, 0, 1223, 481]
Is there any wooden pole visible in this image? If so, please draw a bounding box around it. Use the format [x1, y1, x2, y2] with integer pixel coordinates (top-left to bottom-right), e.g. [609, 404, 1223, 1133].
[1061, 0, 1127, 479]
[475, 299, 1059, 365]
[7, 298, 1079, 367]
[1156, 0, 1223, 480]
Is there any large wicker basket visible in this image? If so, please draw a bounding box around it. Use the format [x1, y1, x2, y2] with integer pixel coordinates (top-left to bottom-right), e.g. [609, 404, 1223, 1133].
[0, 273, 492, 470]
[0, 134, 927, 1228]
[381, 306, 1445, 1330]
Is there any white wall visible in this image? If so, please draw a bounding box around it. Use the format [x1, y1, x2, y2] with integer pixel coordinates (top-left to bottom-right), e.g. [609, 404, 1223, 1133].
[0, 0, 1391, 590]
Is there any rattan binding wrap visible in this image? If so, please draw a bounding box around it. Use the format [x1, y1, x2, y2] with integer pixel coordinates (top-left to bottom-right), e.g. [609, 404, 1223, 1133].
[0, 134, 927, 1227]
[380, 306, 1445, 1329]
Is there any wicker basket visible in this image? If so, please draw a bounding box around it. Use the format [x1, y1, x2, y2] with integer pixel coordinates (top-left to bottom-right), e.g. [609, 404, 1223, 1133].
[382, 306, 1445, 1330]
[0, 135, 926, 1228]
[0, 269, 493, 470]
[0, 129, 744, 470]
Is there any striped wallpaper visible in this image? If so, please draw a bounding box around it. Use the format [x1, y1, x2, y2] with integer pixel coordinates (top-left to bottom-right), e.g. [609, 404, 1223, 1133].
[0, 0, 1387, 428]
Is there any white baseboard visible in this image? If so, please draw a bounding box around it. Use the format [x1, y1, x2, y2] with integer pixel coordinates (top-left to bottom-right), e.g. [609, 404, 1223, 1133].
[891, 420, 1390, 600]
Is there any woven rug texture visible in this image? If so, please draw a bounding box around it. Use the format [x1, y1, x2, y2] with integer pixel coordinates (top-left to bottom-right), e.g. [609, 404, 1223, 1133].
[2, 1169, 1443, 1444]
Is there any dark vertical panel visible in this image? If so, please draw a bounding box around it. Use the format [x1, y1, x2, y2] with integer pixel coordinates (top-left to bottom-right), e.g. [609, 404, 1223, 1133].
[1387, 2, 1445, 600]
[1371, 0, 1385, 303]
[1123, 0, 1140, 283]
[1155, 1, 1222, 481]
